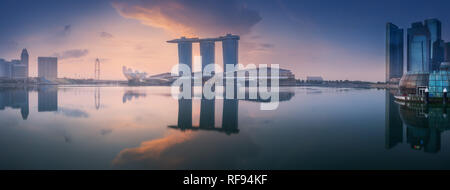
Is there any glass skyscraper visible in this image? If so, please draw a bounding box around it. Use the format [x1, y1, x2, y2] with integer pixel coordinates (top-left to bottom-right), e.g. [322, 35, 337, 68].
[386, 23, 404, 82]
[445, 42, 450, 61]
[407, 22, 431, 72]
[432, 40, 446, 71]
[425, 19, 443, 71]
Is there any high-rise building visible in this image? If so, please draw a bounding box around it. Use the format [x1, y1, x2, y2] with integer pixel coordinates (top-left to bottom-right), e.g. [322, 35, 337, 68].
[222, 34, 240, 72]
[432, 40, 446, 71]
[199, 40, 215, 73]
[167, 37, 198, 73]
[386, 23, 404, 82]
[0, 59, 9, 79]
[407, 22, 431, 72]
[425, 19, 442, 59]
[425, 19, 443, 72]
[445, 42, 450, 62]
[21, 48, 29, 78]
[11, 59, 27, 79]
[38, 57, 58, 80]
[0, 49, 29, 80]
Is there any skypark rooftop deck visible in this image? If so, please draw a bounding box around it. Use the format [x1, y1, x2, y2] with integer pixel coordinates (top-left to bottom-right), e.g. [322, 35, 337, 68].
[167, 34, 240, 43]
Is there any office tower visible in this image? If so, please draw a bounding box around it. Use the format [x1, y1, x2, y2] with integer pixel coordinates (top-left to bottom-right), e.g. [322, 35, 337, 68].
[445, 42, 450, 61]
[21, 48, 29, 78]
[386, 23, 404, 82]
[407, 22, 431, 72]
[38, 57, 58, 80]
[38, 87, 58, 112]
[0, 49, 29, 79]
[11, 59, 27, 79]
[0, 59, 9, 78]
[222, 34, 240, 72]
[432, 40, 446, 71]
[425, 19, 442, 57]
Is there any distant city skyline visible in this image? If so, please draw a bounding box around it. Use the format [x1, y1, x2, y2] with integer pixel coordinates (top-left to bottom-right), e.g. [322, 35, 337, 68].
[2, 0, 450, 82]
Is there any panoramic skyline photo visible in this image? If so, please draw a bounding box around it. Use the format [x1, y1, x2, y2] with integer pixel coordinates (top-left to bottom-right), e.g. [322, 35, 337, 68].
[1, 0, 450, 188]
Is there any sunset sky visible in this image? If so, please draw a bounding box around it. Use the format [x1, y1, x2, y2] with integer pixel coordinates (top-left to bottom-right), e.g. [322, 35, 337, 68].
[1, 0, 450, 82]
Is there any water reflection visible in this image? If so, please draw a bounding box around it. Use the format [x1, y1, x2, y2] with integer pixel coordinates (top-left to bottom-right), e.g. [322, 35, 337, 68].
[400, 104, 449, 153]
[168, 86, 295, 135]
[0, 87, 29, 120]
[386, 91, 450, 153]
[0, 87, 59, 120]
[122, 90, 146, 103]
[95, 87, 100, 110]
[6, 86, 450, 169]
[385, 91, 403, 149]
[38, 86, 58, 112]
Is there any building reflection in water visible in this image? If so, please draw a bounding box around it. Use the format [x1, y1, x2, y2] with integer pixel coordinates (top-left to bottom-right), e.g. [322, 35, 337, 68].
[0, 88, 29, 120]
[170, 84, 295, 135]
[199, 98, 215, 129]
[385, 91, 403, 149]
[38, 86, 58, 112]
[386, 90, 450, 153]
[122, 90, 147, 104]
[0, 86, 61, 120]
[169, 86, 240, 135]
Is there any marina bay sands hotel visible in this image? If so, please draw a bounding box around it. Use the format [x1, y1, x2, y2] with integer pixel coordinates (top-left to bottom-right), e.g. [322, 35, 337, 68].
[167, 34, 240, 73]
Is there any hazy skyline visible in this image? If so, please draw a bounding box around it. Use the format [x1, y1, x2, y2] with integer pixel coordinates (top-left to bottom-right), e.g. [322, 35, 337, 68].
[1, 0, 450, 82]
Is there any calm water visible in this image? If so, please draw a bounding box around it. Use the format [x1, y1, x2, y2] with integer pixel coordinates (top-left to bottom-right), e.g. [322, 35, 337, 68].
[1, 86, 450, 170]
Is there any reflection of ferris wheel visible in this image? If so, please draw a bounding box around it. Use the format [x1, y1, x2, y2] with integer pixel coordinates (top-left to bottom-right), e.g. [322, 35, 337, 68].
[95, 87, 100, 110]
[95, 58, 100, 80]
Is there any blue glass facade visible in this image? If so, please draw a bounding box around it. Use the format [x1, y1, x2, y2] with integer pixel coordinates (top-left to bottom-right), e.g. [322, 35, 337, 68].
[425, 19, 442, 61]
[445, 42, 450, 61]
[386, 23, 404, 82]
[425, 19, 443, 72]
[432, 40, 446, 71]
[407, 22, 431, 72]
[428, 70, 450, 97]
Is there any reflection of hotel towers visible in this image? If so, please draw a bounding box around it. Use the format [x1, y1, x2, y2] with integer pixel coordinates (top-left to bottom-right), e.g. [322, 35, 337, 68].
[172, 97, 239, 135]
[38, 86, 58, 112]
[0, 88, 29, 120]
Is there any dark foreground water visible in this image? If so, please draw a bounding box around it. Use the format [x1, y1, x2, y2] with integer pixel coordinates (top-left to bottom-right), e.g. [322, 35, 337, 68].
[0, 86, 450, 170]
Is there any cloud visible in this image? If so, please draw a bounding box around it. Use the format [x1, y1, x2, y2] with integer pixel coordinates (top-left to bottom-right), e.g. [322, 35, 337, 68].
[53, 49, 89, 60]
[112, 131, 194, 168]
[259, 43, 275, 49]
[56, 25, 72, 38]
[100, 129, 113, 135]
[112, 130, 259, 169]
[56, 107, 89, 118]
[100, 31, 114, 39]
[112, 0, 262, 37]
[240, 42, 276, 55]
